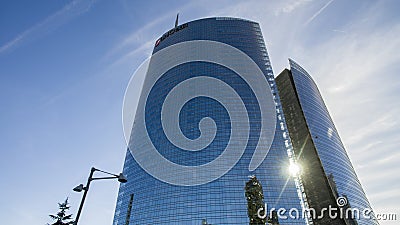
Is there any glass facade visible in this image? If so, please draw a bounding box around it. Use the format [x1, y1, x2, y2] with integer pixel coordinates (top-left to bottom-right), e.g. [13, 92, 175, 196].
[277, 59, 379, 225]
[113, 18, 306, 225]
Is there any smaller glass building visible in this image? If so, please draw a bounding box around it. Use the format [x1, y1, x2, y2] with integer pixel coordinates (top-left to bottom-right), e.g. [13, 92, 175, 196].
[276, 59, 379, 225]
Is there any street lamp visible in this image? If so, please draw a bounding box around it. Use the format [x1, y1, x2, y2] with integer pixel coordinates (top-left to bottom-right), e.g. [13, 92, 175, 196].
[73, 167, 127, 225]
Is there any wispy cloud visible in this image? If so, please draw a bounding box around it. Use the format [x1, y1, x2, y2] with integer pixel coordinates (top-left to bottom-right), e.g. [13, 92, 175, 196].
[291, 3, 400, 219]
[106, 13, 171, 58]
[108, 39, 154, 68]
[102, 13, 173, 67]
[216, 1, 400, 221]
[304, 0, 334, 26]
[0, 0, 97, 54]
[105, 1, 204, 67]
[275, 0, 313, 15]
[332, 29, 346, 33]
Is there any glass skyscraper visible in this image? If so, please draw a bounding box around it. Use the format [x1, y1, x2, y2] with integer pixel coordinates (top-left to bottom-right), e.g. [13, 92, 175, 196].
[276, 59, 378, 225]
[113, 18, 307, 225]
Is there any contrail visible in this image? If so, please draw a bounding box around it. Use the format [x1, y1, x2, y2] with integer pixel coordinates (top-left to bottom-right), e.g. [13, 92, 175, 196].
[304, 0, 335, 26]
[0, 0, 97, 54]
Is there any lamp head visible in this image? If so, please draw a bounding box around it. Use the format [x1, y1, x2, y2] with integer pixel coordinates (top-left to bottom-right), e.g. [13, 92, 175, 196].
[73, 184, 85, 192]
[117, 173, 127, 183]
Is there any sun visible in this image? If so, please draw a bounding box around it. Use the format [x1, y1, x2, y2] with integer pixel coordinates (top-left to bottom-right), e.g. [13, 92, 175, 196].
[289, 163, 301, 177]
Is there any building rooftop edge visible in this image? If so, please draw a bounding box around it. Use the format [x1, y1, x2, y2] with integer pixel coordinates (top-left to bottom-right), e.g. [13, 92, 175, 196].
[185, 16, 259, 25]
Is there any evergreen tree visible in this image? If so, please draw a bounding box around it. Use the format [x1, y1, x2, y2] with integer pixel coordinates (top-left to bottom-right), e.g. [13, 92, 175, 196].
[245, 176, 266, 225]
[48, 198, 74, 225]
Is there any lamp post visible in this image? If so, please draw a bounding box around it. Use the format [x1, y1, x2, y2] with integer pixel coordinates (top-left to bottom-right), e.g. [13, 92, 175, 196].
[73, 167, 127, 225]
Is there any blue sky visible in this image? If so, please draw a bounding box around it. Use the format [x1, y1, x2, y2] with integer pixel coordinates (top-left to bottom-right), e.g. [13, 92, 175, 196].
[0, 0, 399, 224]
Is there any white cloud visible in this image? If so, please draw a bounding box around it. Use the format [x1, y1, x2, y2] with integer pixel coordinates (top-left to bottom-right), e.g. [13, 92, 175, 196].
[276, 0, 313, 15]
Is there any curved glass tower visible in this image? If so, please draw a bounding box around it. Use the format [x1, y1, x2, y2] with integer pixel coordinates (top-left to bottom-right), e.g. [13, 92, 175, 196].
[113, 18, 306, 225]
[276, 59, 378, 225]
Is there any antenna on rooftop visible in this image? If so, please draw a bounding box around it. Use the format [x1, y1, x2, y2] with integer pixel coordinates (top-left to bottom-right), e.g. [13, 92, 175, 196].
[175, 13, 179, 28]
